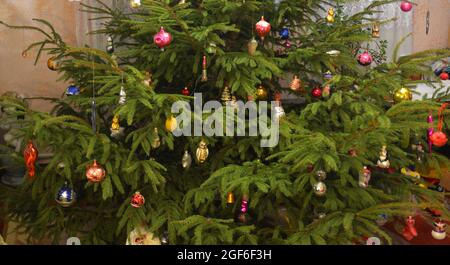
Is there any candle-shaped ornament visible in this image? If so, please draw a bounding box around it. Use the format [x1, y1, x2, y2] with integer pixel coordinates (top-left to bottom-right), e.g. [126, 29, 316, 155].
[201, 55, 208, 82]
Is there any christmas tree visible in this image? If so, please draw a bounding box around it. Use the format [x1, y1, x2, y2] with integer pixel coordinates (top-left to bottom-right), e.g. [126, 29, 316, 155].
[1, 0, 450, 245]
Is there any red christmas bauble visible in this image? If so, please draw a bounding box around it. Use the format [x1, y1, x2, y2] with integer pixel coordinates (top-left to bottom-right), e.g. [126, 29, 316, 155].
[430, 131, 448, 147]
[311, 87, 322, 98]
[181, 87, 190, 96]
[440, 72, 449, 81]
[23, 140, 38, 178]
[400, 1, 413, 12]
[358, 52, 373, 66]
[86, 160, 106, 183]
[255, 16, 271, 40]
[153, 27, 172, 50]
[130, 191, 145, 208]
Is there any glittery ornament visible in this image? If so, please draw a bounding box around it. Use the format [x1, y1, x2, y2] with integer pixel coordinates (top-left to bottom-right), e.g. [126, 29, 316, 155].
[255, 16, 271, 41]
[86, 160, 106, 183]
[130, 191, 145, 208]
[23, 140, 38, 178]
[153, 27, 172, 51]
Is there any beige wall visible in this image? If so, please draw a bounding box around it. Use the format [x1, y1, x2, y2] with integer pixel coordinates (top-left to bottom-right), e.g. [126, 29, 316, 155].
[412, 0, 450, 52]
[0, 1, 79, 111]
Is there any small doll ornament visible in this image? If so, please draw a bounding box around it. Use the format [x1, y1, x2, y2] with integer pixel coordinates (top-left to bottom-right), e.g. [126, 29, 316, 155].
[359, 166, 371, 188]
[377, 145, 390, 169]
[402, 216, 418, 241]
[196, 140, 209, 164]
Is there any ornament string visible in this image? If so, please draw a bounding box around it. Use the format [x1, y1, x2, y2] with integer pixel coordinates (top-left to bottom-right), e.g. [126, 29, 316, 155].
[437, 103, 448, 132]
[91, 58, 97, 134]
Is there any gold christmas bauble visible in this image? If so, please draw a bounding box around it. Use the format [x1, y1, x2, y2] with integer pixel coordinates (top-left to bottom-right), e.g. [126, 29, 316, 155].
[151, 127, 161, 149]
[255, 85, 268, 100]
[47, 57, 59, 71]
[393, 87, 413, 104]
[196, 140, 209, 164]
[165, 115, 178, 132]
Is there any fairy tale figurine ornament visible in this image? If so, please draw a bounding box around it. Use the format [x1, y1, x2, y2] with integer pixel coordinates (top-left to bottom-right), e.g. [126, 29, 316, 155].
[24, 140, 38, 178]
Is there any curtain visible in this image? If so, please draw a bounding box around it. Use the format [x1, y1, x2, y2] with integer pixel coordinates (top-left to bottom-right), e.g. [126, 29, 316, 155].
[340, 0, 413, 61]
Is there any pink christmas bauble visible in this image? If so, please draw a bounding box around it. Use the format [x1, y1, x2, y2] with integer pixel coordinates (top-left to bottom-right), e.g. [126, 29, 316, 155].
[400, 1, 413, 12]
[255, 16, 271, 40]
[358, 52, 373, 66]
[153, 27, 172, 50]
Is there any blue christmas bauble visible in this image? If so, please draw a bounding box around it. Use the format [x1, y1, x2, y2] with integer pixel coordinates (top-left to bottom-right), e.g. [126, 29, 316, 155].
[66, 85, 80, 96]
[56, 183, 77, 207]
[279, 28, 290, 40]
[434, 68, 443, 77]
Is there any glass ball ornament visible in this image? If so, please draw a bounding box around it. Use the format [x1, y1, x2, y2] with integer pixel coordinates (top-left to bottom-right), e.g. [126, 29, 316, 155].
[55, 182, 77, 207]
[255, 16, 271, 41]
[86, 160, 106, 183]
[47, 57, 59, 71]
[66, 85, 80, 96]
[130, 191, 145, 208]
[153, 27, 172, 51]
[440, 72, 449, 81]
[165, 115, 178, 132]
[181, 86, 190, 96]
[313, 181, 327, 196]
[400, 1, 413, 12]
[279, 27, 289, 40]
[358, 51, 373, 66]
[393, 87, 413, 104]
[311, 87, 322, 98]
[255, 85, 268, 100]
[430, 131, 448, 147]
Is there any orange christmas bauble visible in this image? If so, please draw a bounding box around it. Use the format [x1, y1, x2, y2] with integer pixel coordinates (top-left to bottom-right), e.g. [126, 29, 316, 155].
[86, 160, 106, 183]
[430, 131, 448, 147]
